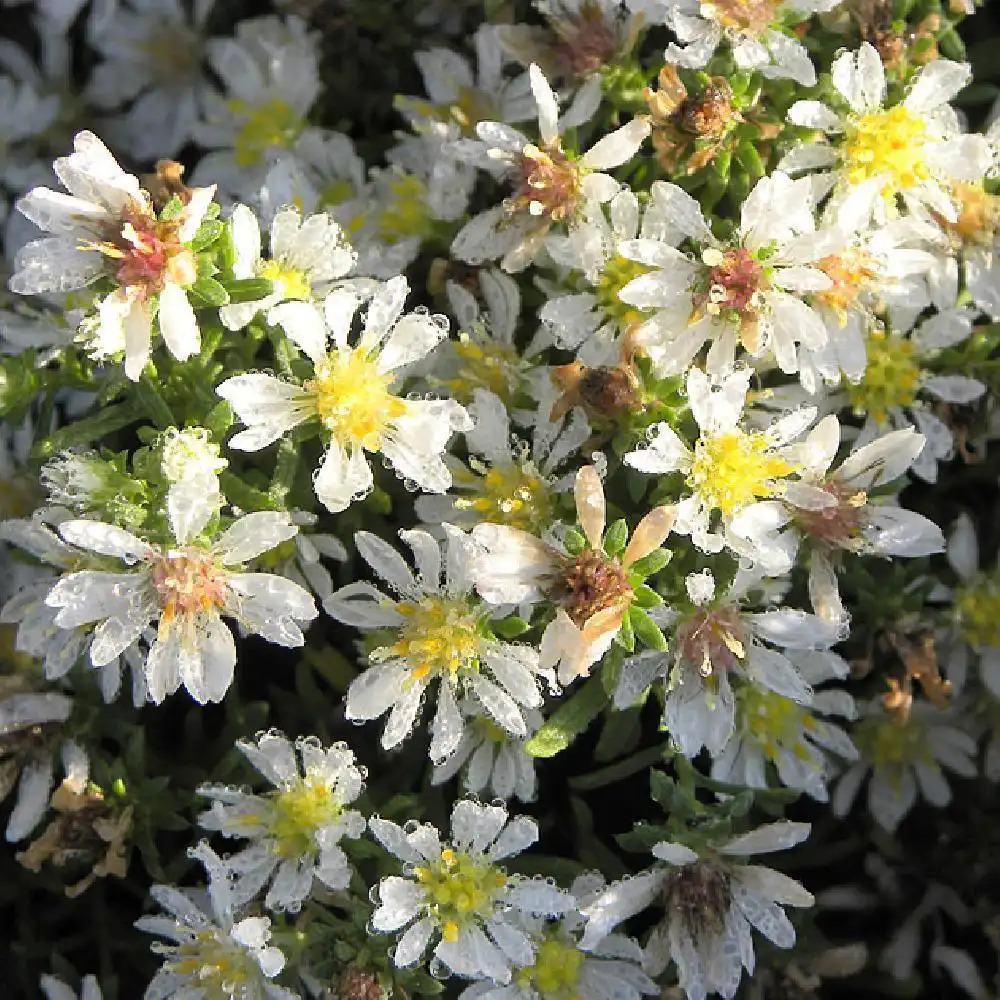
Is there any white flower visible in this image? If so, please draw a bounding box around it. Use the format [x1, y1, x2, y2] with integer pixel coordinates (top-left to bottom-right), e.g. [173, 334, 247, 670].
[198, 731, 365, 912]
[137, 842, 298, 1000]
[9, 131, 216, 380]
[43, 501, 317, 705]
[832, 700, 978, 832]
[451, 64, 650, 272]
[369, 799, 574, 982]
[191, 15, 320, 199]
[711, 649, 859, 801]
[160, 426, 228, 485]
[460, 873, 657, 1000]
[782, 44, 993, 225]
[615, 174, 831, 377]
[325, 526, 550, 762]
[83, 0, 214, 159]
[580, 821, 814, 1000]
[650, 0, 837, 85]
[840, 308, 985, 483]
[395, 25, 535, 139]
[431, 704, 542, 803]
[40, 973, 102, 1000]
[217, 276, 472, 514]
[416, 387, 588, 534]
[617, 569, 841, 758]
[471, 466, 675, 684]
[765, 416, 945, 625]
[0, 687, 73, 842]
[624, 366, 817, 574]
[219, 204, 356, 330]
[259, 509, 347, 600]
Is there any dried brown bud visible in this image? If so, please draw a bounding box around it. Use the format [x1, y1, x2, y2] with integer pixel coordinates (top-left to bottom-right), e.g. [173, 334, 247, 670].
[142, 160, 193, 210]
[337, 966, 384, 1000]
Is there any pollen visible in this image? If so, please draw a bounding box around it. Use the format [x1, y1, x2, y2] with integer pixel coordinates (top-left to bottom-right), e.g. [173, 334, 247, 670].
[413, 848, 507, 934]
[516, 935, 585, 1000]
[955, 577, 1000, 650]
[454, 458, 554, 533]
[813, 249, 880, 323]
[594, 254, 652, 331]
[847, 329, 921, 425]
[444, 330, 523, 404]
[268, 778, 341, 859]
[689, 429, 795, 517]
[152, 550, 228, 622]
[380, 597, 482, 681]
[228, 97, 303, 167]
[169, 929, 256, 992]
[258, 259, 311, 301]
[842, 105, 930, 200]
[305, 349, 408, 451]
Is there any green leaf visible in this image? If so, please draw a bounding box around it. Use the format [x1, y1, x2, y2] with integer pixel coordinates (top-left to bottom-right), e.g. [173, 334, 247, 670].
[493, 616, 531, 639]
[734, 140, 764, 180]
[188, 275, 230, 308]
[632, 583, 663, 608]
[204, 400, 234, 438]
[614, 609, 635, 652]
[563, 527, 586, 556]
[603, 518, 629, 556]
[188, 219, 224, 252]
[630, 606, 668, 651]
[524, 675, 608, 758]
[159, 195, 184, 221]
[222, 277, 275, 303]
[34, 400, 144, 458]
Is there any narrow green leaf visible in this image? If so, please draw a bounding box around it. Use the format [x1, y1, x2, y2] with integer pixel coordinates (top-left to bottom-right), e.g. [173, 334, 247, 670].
[603, 518, 629, 556]
[493, 616, 531, 639]
[34, 400, 144, 458]
[524, 675, 608, 758]
[188, 219, 224, 252]
[630, 605, 668, 651]
[188, 275, 230, 308]
[222, 277, 274, 303]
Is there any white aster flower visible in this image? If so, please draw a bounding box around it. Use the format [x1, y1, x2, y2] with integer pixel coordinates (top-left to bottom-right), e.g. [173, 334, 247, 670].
[416, 387, 588, 534]
[83, 0, 214, 159]
[842, 308, 985, 482]
[10, 131, 216, 380]
[40, 973, 103, 1000]
[451, 64, 650, 272]
[580, 821, 815, 1000]
[137, 842, 298, 1000]
[431, 703, 542, 803]
[395, 25, 535, 139]
[198, 731, 365, 912]
[624, 366, 817, 574]
[325, 526, 550, 763]
[0, 686, 73, 842]
[711, 649, 858, 801]
[217, 276, 471, 514]
[219, 204, 356, 330]
[616, 569, 840, 758]
[43, 499, 317, 705]
[471, 465, 675, 684]
[369, 799, 574, 982]
[649, 0, 837, 86]
[460, 873, 657, 1000]
[832, 700, 978, 832]
[782, 44, 993, 226]
[191, 15, 320, 200]
[615, 173, 832, 377]
[255, 509, 347, 601]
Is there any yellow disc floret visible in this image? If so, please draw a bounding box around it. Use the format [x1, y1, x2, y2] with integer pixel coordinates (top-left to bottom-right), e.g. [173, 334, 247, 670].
[454, 459, 553, 533]
[306, 349, 408, 450]
[594, 255, 652, 331]
[738, 685, 816, 762]
[228, 97, 303, 168]
[258, 259, 311, 301]
[379, 597, 482, 682]
[689, 430, 795, 517]
[168, 929, 262, 996]
[268, 778, 341, 859]
[377, 174, 433, 242]
[855, 712, 932, 769]
[444, 330, 523, 404]
[842, 106, 930, 200]
[413, 847, 508, 941]
[516, 935, 585, 1000]
[847, 330, 921, 425]
[956, 577, 1000, 649]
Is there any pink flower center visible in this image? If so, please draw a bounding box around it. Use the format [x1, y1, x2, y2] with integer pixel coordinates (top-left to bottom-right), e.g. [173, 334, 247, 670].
[675, 604, 747, 676]
[152, 550, 227, 621]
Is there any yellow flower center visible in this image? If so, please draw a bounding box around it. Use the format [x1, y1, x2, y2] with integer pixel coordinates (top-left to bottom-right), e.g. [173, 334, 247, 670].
[689, 430, 795, 517]
[702, 0, 781, 33]
[738, 685, 816, 761]
[516, 936, 585, 1000]
[441, 331, 523, 405]
[454, 459, 553, 533]
[847, 329, 920, 425]
[169, 929, 260, 995]
[152, 550, 227, 622]
[594, 254, 652, 331]
[266, 778, 341, 859]
[377, 174, 433, 242]
[842, 106, 930, 199]
[944, 182, 1000, 246]
[380, 597, 482, 682]
[856, 712, 931, 768]
[319, 179, 356, 208]
[813, 249, 880, 323]
[305, 349, 408, 451]
[258, 259, 311, 300]
[956, 578, 1000, 649]
[228, 97, 303, 168]
[413, 847, 508, 941]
